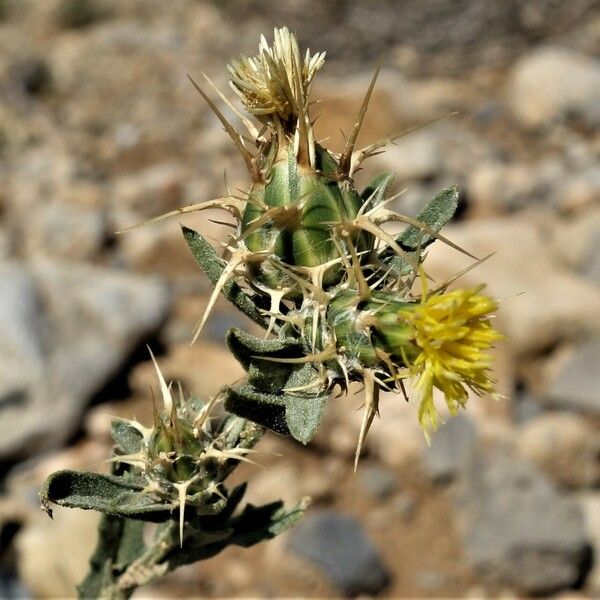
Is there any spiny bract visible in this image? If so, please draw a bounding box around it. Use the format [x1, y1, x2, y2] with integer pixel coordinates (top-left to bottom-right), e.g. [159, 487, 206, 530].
[124, 27, 503, 468]
[112, 350, 263, 544]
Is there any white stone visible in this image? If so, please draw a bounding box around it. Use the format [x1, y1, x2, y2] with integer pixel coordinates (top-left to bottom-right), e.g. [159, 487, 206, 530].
[508, 47, 600, 129]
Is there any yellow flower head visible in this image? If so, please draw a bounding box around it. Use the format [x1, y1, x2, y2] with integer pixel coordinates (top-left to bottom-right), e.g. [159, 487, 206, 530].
[227, 27, 325, 123]
[403, 286, 503, 439]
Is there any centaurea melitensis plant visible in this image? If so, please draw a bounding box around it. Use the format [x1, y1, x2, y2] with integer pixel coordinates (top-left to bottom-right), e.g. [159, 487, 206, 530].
[41, 27, 502, 598]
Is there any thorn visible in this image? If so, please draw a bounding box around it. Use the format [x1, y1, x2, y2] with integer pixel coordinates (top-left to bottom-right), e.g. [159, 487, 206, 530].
[373, 208, 478, 260]
[201, 71, 261, 140]
[191, 245, 249, 344]
[336, 355, 350, 391]
[187, 74, 262, 182]
[193, 392, 220, 429]
[363, 189, 407, 217]
[352, 216, 418, 271]
[431, 252, 496, 294]
[350, 112, 458, 176]
[342, 231, 371, 301]
[264, 289, 288, 338]
[114, 197, 243, 234]
[173, 479, 195, 547]
[310, 302, 319, 353]
[354, 370, 379, 472]
[148, 346, 173, 414]
[338, 55, 384, 177]
[204, 447, 263, 467]
[283, 373, 328, 393]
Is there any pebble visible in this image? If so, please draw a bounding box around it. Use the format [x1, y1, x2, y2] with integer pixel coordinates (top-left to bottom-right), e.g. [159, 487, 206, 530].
[392, 492, 416, 521]
[11, 58, 52, 96]
[508, 46, 600, 129]
[111, 162, 187, 218]
[541, 341, 600, 416]
[287, 511, 390, 596]
[415, 569, 448, 592]
[16, 507, 99, 599]
[374, 129, 443, 181]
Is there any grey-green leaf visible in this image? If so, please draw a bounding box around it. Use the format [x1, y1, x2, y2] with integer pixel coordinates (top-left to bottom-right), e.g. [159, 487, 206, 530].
[111, 420, 143, 455]
[41, 470, 172, 522]
[226, 328, 303, 371]
[224, 384, 290, 436]
[182, 226, 270, 330]
[396, 186, 459, 251]
[224, 381, 329, 445]
[166, 497, 308, 569]
[284, 391, 328, 444]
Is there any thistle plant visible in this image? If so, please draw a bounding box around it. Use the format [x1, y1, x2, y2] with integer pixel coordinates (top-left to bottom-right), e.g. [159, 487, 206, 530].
[41, 27, 502, 598]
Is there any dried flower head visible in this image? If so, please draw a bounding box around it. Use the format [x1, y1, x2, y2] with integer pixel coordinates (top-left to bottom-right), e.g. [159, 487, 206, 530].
[228, 27, 325, 125]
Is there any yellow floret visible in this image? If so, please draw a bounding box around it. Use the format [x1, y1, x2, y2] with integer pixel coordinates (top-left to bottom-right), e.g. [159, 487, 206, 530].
[403, 286, 503, 439]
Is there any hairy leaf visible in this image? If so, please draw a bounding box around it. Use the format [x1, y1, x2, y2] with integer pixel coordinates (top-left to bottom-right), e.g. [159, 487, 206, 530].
[182, 226, 270, 329]
[111, 420, 143, 455]
[166, 497, 309, 569]
[397, 186, 459, 251]
[224, 381, 329, 444]
[41, 470, 172, 522]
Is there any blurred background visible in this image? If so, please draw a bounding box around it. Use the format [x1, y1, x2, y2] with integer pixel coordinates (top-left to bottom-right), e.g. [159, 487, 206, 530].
[0, 0, 599, 597]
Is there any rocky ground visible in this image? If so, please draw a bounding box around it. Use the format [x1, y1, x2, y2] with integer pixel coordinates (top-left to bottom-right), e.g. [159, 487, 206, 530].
[0, 0, 599, 598]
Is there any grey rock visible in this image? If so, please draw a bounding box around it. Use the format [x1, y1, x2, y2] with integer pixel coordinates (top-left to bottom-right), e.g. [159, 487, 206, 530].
[0, 264, 46, 446]
[0, 228, 12, 258]
[423, 414, 477, 483]
[359, 465, 397, 500]
[0, 259, 171, 458]
[549, 207, 600, 275]
[508, 46, 600, 129]
[468, 159, 565, 213]
[455, 450, 590, 594]
[0, 262, 45, 366]
[288, 511, 390, 596]
[0, 570, 30, 600]
[559, 165, 600, 213]
[111, 162, 186, 219]
[542, 341, 600, 415]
